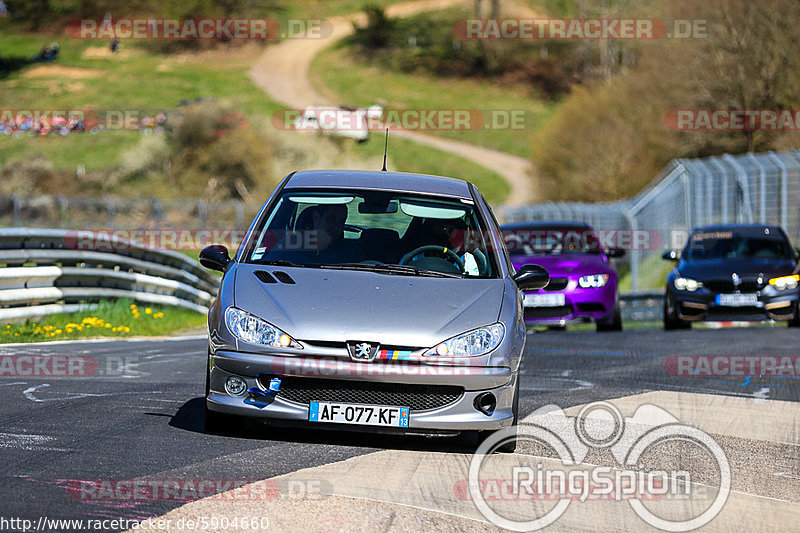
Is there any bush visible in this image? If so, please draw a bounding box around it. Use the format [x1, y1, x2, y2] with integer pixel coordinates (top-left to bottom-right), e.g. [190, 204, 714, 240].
[167, 101, 273, 200]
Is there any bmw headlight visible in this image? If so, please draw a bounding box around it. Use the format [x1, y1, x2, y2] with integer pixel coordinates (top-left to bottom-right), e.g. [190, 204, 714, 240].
[578, 274, 610, 288]
[769, 274, 799, 290]
[674, 277, 702, 292]
[425, 323, 505, 357]
[225, 307, 302, 349]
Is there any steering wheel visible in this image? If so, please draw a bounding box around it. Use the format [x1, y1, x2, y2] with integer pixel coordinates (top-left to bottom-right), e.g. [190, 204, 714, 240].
[399, 245, 465, 271]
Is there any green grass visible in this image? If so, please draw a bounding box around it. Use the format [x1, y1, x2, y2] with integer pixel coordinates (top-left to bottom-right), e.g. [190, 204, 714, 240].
[358, 135, 510, 204]
[0, 299, 206, 343]
[1, 27, 513, 205]
[0, 32, 284, 172]
[311, 26, 555, 160]
[618, 251, 674, 292]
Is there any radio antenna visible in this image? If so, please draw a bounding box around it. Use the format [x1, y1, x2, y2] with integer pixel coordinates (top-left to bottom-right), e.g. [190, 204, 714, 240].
[381, 128, 389, 172]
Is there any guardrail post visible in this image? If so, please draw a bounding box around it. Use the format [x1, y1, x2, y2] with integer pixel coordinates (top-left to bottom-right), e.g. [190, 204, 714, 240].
[197, 200, 207, 228]
[57, 195, 69, 228]
[11, 195, 21, 227]
[234, 200, 244, 228]
[151, 197, 163, 227]
[106, 198, 116, 228]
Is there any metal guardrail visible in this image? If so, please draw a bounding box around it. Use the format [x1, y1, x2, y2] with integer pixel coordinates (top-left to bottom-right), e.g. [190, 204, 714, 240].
[0, 228, 220, 320]
[619, 291, 663, 322]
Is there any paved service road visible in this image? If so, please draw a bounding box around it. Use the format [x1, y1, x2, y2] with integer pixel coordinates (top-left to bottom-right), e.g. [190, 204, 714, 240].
[0, 327, 798, 531]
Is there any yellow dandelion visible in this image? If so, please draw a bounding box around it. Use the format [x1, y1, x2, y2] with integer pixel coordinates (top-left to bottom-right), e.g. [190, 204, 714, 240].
[145, 308, 152, 315]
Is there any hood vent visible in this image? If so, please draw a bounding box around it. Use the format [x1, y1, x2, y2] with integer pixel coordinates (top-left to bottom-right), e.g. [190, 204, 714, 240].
[254, 271, 277, 284]
[273, 271, 296, 284]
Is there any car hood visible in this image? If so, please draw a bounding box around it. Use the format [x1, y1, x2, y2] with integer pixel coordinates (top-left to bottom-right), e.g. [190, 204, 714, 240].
[511, 253, 611, 276]
[677, 258, 798, 280]
[233, 263, 505, 348]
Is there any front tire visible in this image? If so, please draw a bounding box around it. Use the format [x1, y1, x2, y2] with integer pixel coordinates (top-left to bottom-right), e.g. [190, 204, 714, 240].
[788, 304, 800, 328]
[663, 295, 691, 330]
[597, 304, 623, 332]
[204, 353, 237, 434]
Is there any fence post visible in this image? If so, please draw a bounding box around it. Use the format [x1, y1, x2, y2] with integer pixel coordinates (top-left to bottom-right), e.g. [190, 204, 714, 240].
[767, 151, 788, 229]
[748, 153, 767, 223]
[622, 206, 639, 292]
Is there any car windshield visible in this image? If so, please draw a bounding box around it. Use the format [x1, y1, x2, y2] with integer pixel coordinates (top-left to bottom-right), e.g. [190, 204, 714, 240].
[682, 230, 794, 260]
[242, 189, 499, 278]
[502, 226, 603, 256]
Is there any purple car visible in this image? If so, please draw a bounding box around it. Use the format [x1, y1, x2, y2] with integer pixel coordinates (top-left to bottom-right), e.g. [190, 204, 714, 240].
[501, 221, 624, 331]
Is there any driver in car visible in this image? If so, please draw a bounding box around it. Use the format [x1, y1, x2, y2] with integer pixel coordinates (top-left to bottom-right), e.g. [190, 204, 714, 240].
[310, 203, 363, 263]
[405, 218, 481, 276]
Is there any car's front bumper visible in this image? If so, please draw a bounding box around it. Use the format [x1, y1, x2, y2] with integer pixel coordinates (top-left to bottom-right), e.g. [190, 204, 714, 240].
[207, 350, 517, 432]
[522, 283, 617, 325]
[670, 288, 799, 322]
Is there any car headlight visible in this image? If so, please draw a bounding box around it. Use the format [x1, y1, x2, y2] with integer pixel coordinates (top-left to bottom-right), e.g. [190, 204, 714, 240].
[424, 323, 505, 357]
[225, 307, 302, 349]
[578, 274, 610, 288]
[674, 277, 702, 291]
[769, 274, 799, 290]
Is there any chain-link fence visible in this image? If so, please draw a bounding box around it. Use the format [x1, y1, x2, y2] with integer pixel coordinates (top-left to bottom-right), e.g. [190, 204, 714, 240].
[500, 149, 800, 292]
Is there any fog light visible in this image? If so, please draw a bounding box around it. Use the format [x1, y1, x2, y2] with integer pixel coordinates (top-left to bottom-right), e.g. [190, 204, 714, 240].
[474, 392, 496, 416]
[225, 376, 247, 396]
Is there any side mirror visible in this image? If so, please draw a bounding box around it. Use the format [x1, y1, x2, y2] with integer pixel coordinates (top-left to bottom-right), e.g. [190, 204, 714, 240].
[662, 250, 679, 261]
[199, 244, 231, 272]
[606, 248, 626, 259]
[513, 264, 549, 291]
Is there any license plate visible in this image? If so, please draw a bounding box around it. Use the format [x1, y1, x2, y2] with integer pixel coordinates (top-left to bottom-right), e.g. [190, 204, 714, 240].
[524, 293, 566, 307]
[716, 293, 758, 307]
[308, 401, 410, 427]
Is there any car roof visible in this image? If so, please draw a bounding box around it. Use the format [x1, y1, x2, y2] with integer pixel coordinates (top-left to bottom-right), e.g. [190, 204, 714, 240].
[691, 223, 786, 236]
[285, 170, 474, 199]
[501, 220, 592, 230]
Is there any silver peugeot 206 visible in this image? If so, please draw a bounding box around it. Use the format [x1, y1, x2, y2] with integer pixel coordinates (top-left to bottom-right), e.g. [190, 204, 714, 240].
[199, 170, 548, 450]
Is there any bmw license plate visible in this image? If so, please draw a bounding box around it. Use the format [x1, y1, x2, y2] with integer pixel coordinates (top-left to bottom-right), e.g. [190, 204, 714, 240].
[308, 401, 410, 427]
[716, 293, 758, 307]
[524, 293, 566, 307]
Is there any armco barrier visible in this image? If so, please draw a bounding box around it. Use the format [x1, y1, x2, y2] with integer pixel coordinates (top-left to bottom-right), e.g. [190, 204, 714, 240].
[619, 291, 663, 322]
[0, 228, 220, 320]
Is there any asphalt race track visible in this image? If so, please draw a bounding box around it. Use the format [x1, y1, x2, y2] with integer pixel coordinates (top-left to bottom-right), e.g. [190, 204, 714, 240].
[1, 326, 798, 532]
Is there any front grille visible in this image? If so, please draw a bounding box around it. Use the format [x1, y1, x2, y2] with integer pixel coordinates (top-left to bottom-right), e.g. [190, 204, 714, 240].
[576, 302, 605, 313]
[263, 376, 463, 411]
[525, 305, 573, 319]
[544, 277, 569, 291]
[704, 280, 762, 292]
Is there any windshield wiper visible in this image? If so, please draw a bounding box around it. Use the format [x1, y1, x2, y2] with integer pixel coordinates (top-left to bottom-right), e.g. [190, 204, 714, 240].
[321, 263, 463, 278]
[255, 259, 316, 268]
